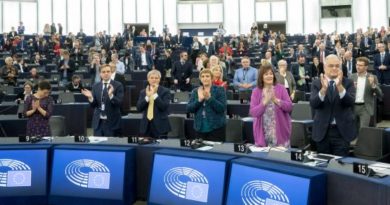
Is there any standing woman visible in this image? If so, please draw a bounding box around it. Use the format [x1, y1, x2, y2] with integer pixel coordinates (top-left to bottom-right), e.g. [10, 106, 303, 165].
[24, 80, 53, 136]
[249, 62, 292, 147]
[187, 69, 227, 142]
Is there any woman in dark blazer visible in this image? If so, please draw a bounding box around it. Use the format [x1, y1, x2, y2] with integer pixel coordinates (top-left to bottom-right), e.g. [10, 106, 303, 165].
[187, 69, 227, 142]
[137, 70, 171, 138]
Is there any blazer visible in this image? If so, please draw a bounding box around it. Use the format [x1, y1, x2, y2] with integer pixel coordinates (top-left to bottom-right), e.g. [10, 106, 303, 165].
[58, 59, 76, 81]
[310, 78, 357, 142]
[90, 80, 124, 130]
[291, 63, 312, 83]
[136, 86, 172, 135]
[311, 63, 324, 78]
[342, 58, 357, 77]
[350, 73, 383, 115]
[187, 86, 226, 132]
[201, 44, 216, 56]
[135, 52, 154, 70]
[373, 52, 390, 71]
[172, 60, 193, 90]
[249, 84, 293, 147]
[275, 71, 296, 95]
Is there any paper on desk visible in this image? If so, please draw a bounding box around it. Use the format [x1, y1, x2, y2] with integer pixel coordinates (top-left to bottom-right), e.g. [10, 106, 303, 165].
[369, 163, 390, 175]
[196, 146, 214, 151]
[203, 140, 223, 146]
[88, 137, 108, 143]
[249, 146, 271, 152]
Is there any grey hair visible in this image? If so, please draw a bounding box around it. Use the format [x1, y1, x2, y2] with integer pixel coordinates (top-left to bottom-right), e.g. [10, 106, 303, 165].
[324, 54, 342, 69]
[147, 70, 161, 79]
[277, 59, 287, 66]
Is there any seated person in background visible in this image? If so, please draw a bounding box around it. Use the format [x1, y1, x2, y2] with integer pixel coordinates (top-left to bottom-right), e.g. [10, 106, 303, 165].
[211, 65, 227, 89]
[249, 62, 293, 147]
[187, 69, 227, 142]
[1, 57, 18, 86]
[14, 57, 28, 73]
[27, 67, 42, 90]
[233, 57, 258, 92]
[66, 75, 84, 93]
[24, 80, 53, 137]
[275, 60, 296, 101]
[16, 81, 34, 102]
[136, 70, 171, 138]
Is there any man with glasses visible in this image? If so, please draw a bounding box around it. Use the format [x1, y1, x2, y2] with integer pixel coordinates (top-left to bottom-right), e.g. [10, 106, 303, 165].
[233, 57, 258, 101]
[310, 54, 356, 156]
[350, 57, 383, 131]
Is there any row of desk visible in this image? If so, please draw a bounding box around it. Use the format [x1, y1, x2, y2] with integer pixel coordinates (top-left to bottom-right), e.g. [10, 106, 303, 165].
[0, 137, 389, 204]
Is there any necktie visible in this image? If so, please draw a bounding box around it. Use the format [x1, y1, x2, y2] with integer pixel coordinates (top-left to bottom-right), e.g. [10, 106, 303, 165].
[349, 61, 352, 73]
[320, 51, 324, 63]
[102, 83, 108, 116]
[381, 53, 384, 64]
[147, 97, 154, 121]
[329, 80, 335, 99]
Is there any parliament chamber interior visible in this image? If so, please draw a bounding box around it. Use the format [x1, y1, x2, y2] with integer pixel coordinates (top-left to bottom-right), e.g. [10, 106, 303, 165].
[1, 0, 390, 204]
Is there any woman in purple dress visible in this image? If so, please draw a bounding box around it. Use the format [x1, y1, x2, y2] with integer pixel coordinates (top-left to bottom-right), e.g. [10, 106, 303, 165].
[24, 80, 53, 136]
[249, 62, 293, 147]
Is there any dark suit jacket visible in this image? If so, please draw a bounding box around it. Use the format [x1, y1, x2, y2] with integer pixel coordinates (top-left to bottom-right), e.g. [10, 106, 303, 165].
[135, 52, 154, 70]
[172, 60, 193, 91]
[291, 63, 312, 83]
[58, 59, 76, 81]
[310, 78, 357, 142]
[90, 80, 124, 130]
[113, 73, 126, 88]
[201, 43, 216, 56]
[374, 52, 390, 83]
[350, 74, 383, 115]
[342, 58, 357, 77]
[311, 63, 324, 78]
[136, 86, 171, 135]
[66, 82, 84, 93]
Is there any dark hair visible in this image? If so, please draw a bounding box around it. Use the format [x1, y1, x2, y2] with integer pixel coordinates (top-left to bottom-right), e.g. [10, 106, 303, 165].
[257, 62, 276, 88]
[38, 80, 51, 91]
[356, 56, 369, 66]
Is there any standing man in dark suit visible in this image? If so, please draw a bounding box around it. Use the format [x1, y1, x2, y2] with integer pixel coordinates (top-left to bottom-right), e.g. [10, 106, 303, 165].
[342, 51, 356, 78]
[201, 38, 215, 57]
[310, 54, 356, 156]
[172, 51, 193, 91]
[350, 57, 383, 130]
[109, 62, 126, 88]
[135, 46, 154, 70]
[373, 43, 390, 84]
[81, 64, 124, 136]
[137, 70, 171, 138]
[58, 50, 76, 83]
[292, 55, 312, 92]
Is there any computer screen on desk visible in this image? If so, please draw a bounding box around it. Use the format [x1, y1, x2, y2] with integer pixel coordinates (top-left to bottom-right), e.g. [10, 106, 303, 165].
[0, 147, 48, 197]
[226, 157, 326, 205]
[50, 148, 127, 200]
[148, 149, 234, 205]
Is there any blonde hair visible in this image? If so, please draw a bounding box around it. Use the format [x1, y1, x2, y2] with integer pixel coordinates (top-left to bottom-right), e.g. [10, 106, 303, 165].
[199, 68, 214, 79]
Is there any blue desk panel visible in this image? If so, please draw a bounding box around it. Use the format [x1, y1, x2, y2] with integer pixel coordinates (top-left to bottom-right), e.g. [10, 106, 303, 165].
[50, 145, 135, 205]
[0, 145, 50, 205]
[226, 157, 326, 205]
[149, 149, 236, 205]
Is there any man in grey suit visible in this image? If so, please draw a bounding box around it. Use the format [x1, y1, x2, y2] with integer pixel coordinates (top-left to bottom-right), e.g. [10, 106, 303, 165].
[350, 57, 383, 130]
